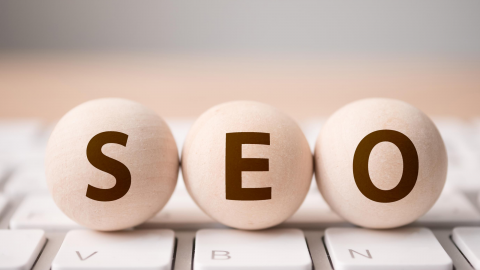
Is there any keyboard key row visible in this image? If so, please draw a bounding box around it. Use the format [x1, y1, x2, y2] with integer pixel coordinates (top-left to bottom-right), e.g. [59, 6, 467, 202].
[414, 190, 480, 226]
[4, 117, 480, 193]
[8, 227, 480, 270]
[3, 162, 48, 196]
[9, 189, 480, 231]
[9, 195, 83, 230]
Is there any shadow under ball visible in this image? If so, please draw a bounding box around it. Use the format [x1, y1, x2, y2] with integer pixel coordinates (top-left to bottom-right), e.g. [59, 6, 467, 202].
[45, 98, 178, 231]
[182, 101, 313, 230]
[315, 98, 448, 229]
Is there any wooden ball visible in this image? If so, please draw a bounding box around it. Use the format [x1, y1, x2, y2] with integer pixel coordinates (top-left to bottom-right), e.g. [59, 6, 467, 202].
[182, 101, 313, 230]
[315, 98, 447, 228]
[46, 98, 178, 231]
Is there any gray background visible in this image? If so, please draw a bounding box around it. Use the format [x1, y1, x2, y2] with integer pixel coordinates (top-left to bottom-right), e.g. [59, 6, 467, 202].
[0, 0, 479, 57]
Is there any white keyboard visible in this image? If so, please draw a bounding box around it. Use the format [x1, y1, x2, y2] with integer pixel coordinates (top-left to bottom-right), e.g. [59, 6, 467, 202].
[1, 118, 480, 270]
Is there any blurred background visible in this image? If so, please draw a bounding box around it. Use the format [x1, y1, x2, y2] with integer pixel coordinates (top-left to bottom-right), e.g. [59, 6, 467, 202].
[1, 0, 480, 238]
[0, 0, 479, 121]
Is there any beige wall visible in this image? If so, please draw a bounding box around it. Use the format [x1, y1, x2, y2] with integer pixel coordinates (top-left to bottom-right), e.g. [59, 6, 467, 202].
[1, 54, 479, 121]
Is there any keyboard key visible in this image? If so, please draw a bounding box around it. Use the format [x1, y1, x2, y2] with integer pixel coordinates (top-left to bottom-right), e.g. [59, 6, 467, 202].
[0, 229, 46, 270]
[284, 181, 345, 225]
[414, 190, 480, 226]
[4, 161, 48, 195]
[434, 118, 480, 191]
[452, 227, 480, 270]
[141, 192, 216, 229]
[9, 195, 83, 230]
[0, 120, 45, 167]
[52, 229, 175, 270]
[0, 120, 42, 150]
[325, 227, 452, 270]
[194, 229, 312, 270]
[140, 171, 216, 229]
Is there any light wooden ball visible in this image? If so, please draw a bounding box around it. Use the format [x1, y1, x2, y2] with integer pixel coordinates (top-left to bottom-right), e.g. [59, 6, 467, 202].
[182, 101, 313, 230]
[46, 98, 178, 231]
[315, 98, 447, 228]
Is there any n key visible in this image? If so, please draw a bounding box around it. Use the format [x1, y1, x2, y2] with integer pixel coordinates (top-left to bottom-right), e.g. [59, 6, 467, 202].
[324, 227, 452, 270]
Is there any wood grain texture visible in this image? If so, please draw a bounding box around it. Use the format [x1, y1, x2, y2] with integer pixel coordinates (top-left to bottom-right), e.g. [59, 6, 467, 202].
[46, 98, 179, 231]
[315, 98, 448, 228]
[182, 101, 312, 230]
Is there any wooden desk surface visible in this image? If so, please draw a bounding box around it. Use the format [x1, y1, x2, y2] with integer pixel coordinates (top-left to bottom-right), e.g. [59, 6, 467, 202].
[1, 54, 479, 122]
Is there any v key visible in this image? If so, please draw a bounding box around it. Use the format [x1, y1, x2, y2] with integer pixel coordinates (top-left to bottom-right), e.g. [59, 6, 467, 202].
[76, 251, 97, 261]
[52, 230, 175, 270]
